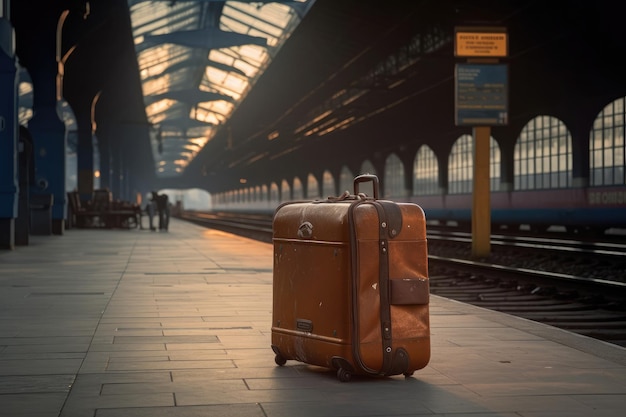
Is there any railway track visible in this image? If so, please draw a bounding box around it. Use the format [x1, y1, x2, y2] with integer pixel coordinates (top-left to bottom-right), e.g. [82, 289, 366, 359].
[178, 210, 626, 348]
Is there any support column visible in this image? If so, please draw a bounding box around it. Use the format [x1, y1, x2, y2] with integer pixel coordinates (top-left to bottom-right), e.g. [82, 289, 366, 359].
[76, 118, 94, 201]
[122, 164, 130, 202]
[0, 17, 18, 249]
[569, 110, 594, 188]
[25, 16, 67, 235]
[28, 93, 67, 236]
[472, 126, 491, 258]
[98, 137, 110, 191]
[110, 145, 121, 198]
[15, 126, 33, 245]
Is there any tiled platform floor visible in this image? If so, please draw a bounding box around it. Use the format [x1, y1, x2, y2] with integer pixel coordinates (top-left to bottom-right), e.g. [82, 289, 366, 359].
[1, 218, 624, 416]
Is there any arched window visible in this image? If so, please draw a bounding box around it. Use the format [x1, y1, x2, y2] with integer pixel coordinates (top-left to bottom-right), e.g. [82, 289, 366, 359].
[384, 153, 405, 198]
[413, 145, 438, 195]
[514, 115, 572, 189]
[306, 174, 320, 199]
[270, 182, 279, 205]
[292, 177, 303, 200]
[280, 179, 290, 202]
[360, 159, 376, 176]
[490, 139, 501, 191]
[322, 170, 336, 197]
[448, 135, 473, 194]
[339, 166, 353, 194]
[590, 97, 625, 186]
[449, 134, 501, 193]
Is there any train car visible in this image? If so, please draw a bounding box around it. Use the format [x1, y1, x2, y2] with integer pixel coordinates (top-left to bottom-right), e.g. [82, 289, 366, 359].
[411, 185, 626, 235]
[199, 184, 625, 236]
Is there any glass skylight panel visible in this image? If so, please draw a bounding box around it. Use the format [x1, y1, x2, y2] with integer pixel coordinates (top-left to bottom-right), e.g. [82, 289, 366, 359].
[196, 100, 234, 121]
[195, 102, 232, 125]
[233, 58, 257, 78]
[225, 2, 292, 33]
[140, 46, 191, 77]
[146, 101, 176, 125]
[237, 44, 268, 68]
[130, 1, 198, 36]
[188, 137, 208, 148]
[140, 54, 190, 99]
[209, 49, 256, 79]
[204, 68, 245, 97]
[222, 5, 285, 47]
[143, 77, 169, 98]
[183, 142, 201, 151]
[221, 16, 249, 34]
[208, 49, 236, 68]
[222, 74, 247, 96]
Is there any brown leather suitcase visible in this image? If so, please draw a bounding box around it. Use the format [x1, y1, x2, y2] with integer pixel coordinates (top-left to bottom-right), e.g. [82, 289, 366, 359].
[271, 175, 430, 381]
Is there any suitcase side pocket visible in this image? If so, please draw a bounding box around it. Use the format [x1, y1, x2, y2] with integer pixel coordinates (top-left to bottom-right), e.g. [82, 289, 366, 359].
[390, 278, 429, 305]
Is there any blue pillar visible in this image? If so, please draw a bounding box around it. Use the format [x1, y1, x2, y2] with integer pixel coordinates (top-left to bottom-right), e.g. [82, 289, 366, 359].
[0, 17, 18, 249]
[16, 126, 33, 245]
[28, 69, 67, 235]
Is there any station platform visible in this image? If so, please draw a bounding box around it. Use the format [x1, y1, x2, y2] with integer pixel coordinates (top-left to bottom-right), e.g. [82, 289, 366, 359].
[1, 218, 625, 417]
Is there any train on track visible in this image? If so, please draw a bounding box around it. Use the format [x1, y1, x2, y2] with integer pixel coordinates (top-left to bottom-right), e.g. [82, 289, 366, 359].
[192, 184, 626, 236]
[408, 185, 626, 235]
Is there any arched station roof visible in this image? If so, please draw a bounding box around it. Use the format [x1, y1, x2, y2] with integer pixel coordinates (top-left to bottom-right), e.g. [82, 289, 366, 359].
[10, 0, 626, 195]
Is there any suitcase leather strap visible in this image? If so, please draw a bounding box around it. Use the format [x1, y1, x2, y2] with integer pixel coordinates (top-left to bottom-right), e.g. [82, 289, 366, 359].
[348, 200, 398, 376]
[378, 201, 402, 239]
[373, 201, 394, 375]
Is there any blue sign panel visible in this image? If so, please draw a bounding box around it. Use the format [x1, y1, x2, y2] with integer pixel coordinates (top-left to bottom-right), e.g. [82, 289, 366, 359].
[455, 64, 508, 126]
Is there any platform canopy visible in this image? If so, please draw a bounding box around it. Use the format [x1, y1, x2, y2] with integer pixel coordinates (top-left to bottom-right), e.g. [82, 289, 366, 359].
[127, 0, 315, 178]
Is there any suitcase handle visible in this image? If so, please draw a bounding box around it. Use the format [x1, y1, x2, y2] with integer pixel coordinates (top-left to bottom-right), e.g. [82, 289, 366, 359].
[353, 174, 379, 199]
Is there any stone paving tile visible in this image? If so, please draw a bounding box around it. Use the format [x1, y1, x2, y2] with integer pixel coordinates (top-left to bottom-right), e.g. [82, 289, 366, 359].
[0, 375, 75, 394]
[87, 342, 165, 352]
[105, 359, 235, 372]
[170, 366, 300, 382]
[1, 343, 91, 354]
[0, 336, 93, 346]
[100, 377, 246, 395]
[112, 335, 220, 344]
[57, 373, 175, 417]
[61, 392, 175, 417]
[0, 392, 69, 417]
[94, 404, 265, 417]
[0, 358, 84, 376]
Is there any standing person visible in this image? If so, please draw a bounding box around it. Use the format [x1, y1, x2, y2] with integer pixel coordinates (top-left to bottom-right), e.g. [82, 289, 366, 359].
[152, 191, 170, 231]
[146, 192, 157, 231]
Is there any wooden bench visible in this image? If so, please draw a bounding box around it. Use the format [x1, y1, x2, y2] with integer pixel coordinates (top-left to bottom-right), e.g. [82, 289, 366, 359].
[67, 190, 141, 229]
[67, 191, 103, 228]
[106, 200, 141, 229]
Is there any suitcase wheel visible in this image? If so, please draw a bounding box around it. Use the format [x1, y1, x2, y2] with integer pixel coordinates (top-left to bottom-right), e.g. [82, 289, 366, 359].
[404, 371, 414, 378]
[337, 368, 352, 382]
[274, 354, 287, 366]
